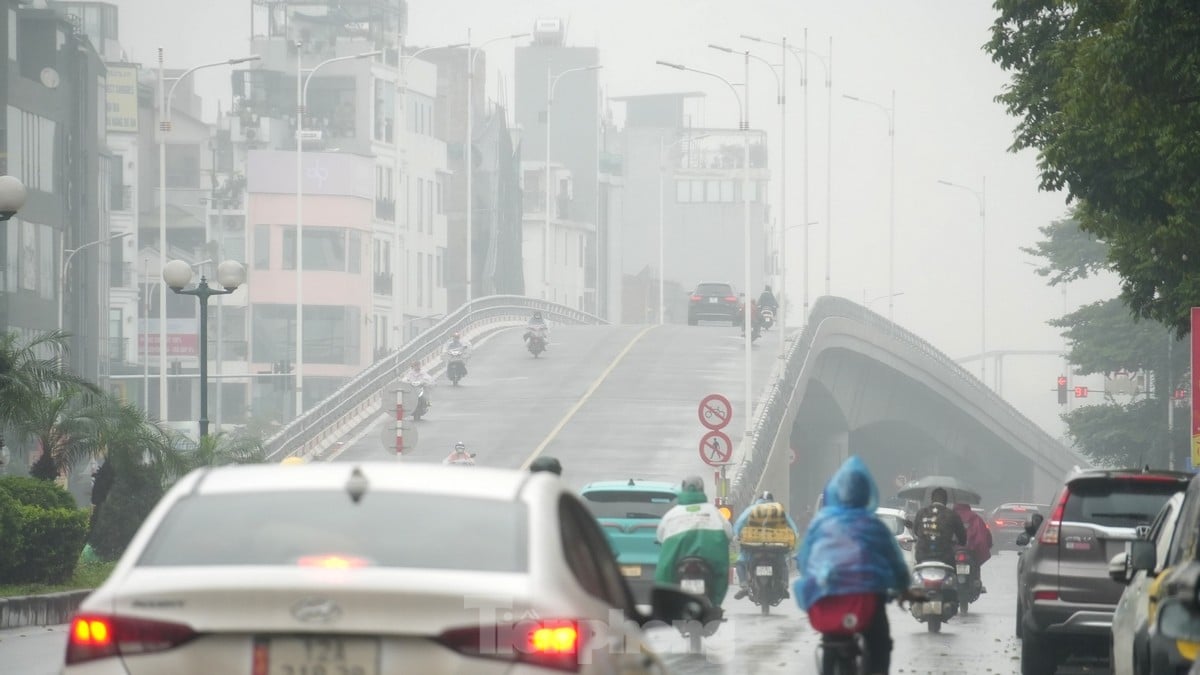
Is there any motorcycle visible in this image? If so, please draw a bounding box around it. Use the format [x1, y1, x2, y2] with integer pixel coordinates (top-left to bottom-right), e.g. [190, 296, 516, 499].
[527, 326, 547, 358]
[444, 348, 468, 386]
[743, 544, 790, 615]
[444, 451, 476, 466]
[813, 591, 926, 675]
[759, 306, 776, 330]
[953, 547, 981, 613]
[908, 561, 960, 633]
[406, 383, 430, 421]
[674, 557, 724, 653]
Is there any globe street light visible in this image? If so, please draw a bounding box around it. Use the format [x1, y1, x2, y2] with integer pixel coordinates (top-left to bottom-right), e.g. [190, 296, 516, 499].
[157, 50, 260, 422]
[295, 48, 381, 417]
[163, 258, 245, 438]
[938, 177, 987, 384]
[0, 175, 27, 221]
[843, 90, 895, 322]
[657, 57, 753, 438]
[544, 64, 603, 298]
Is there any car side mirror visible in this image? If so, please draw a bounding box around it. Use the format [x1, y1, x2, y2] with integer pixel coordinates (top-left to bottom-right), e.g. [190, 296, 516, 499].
[1024, 514, 1044, 536]
[1130, 539, 1156, 573]
[1015, 533, 1030, 547]
[904, 519, 914, 531]
[643, 585, 716, 626]
[1109, 552, 1131, 584]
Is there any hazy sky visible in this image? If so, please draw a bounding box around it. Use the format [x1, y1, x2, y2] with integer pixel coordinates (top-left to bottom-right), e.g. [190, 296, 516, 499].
[110, 0, 1124, 440]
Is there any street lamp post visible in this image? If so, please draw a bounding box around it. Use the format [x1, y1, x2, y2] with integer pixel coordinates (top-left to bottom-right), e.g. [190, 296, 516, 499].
[295, 48, 381, 417]
[464, 32, 528, 317]
[843, 90, 895, 322]
[938, 177, 987, 384]
[0, 175, 26, 221]
[657, 133, 709, 324]
[544, 64, 603, 299]
[60, 232, 133, 331]
[864, 291, 904, 310]
[158, 50, 259, 421]
[657, 58, 753, 436]
[162, 259, 245, 438]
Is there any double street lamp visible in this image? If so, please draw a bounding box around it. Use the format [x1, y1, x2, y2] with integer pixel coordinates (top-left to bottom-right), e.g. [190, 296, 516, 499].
[157, 50, 260, 421]
[294, 48, 381, 417]
[162, 259, 245, 438]
[938, 177, 987, 383]
[657, 57, 753, 437]
[843, 91, 895, 322]
[544, 64, 603, 298]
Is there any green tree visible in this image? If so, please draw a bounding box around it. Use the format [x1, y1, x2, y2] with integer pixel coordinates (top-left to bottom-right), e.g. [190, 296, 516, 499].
[20, 386, 105, 481]
[177, 431, 266, 471]
[87, 462, 164, 561]
[987, 0, 1200, 335]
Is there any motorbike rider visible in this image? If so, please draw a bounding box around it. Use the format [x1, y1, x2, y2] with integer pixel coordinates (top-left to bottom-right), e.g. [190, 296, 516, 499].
[401, 362, 434, 410]
[529, 456, 562, 476]
[443, 332, 471, 375]
[952, 501, 993, 593]
[523, 312, 550, 348]
[912, 488, 967, 566]
[655, 475, 733, 608]
[757, 285, 779, 312]
[443, 441, 474, 465]
[733, 491, 799, 600]
[796, 456, 914, 675]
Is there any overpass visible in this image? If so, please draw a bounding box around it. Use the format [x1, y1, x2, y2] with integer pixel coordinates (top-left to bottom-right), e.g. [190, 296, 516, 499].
[266, 295, 1082, 515]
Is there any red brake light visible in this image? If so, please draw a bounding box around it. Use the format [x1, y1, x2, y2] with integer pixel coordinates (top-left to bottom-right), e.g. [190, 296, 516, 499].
[297, 554, 369, 569]
[995, 519, 1005, 526]
[724, 295, 737, 302]
[438, 620, 582, 672]
[1040, 487, 1069, 546]
[1115, 474, 1182, 483]
[67, 614, 197, 664]
[1033, 590, 1059, 601]
[690, 294, 702, 301]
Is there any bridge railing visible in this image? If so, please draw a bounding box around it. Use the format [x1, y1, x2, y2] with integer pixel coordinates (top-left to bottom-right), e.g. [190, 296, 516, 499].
[264, 296, 606, 460]
[729, 295, 1079, 512]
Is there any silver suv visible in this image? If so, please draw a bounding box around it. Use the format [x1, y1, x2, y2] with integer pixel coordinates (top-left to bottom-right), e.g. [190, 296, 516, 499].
[1016, 468, 1191, 675]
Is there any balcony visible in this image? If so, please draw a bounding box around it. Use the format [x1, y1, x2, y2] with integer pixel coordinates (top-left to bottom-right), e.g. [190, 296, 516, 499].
[375, 198, 395, 221]
[374, 272, 393, 296]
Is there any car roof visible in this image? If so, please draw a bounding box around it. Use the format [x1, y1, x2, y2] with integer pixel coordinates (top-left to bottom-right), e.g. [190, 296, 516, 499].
[579, 479, 679, 493]
[1066, 468, 1193, 485]
[178, 462, 542, 501]
[875, 507, 906, 517]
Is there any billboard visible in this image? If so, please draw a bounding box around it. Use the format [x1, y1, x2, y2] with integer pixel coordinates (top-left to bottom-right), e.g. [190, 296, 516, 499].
[138, 319, 198, 357]
[105, 64, 139, 133]
[247, 150, 374, 200]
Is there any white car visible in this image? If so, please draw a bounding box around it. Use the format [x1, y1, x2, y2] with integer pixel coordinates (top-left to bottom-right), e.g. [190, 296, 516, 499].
[876, 507, 915, 570]
[63, 462, 710, 674]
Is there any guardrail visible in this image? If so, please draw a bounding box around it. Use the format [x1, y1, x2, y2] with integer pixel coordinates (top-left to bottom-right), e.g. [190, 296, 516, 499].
[264, 295, 606, 459]
[729, 295, 1081, 512]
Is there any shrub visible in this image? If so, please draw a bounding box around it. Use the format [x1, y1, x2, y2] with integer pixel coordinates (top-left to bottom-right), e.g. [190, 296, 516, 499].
[0, 489, 21, 581]
[6, 505, 89, 584]
[0, 475, 77, 510]
[88, 464, 164, 561]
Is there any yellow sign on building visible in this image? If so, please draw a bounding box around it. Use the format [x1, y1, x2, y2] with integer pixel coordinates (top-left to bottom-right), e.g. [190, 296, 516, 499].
[106, 64, 138, 132]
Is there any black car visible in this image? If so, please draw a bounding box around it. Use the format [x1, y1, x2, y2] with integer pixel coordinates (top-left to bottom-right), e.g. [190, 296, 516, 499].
[991, 502, 1049, 551]
[687, 282, 743, 326]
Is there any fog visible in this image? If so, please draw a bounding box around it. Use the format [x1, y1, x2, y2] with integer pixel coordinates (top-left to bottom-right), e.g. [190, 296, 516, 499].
[108, 0, 1122, 440]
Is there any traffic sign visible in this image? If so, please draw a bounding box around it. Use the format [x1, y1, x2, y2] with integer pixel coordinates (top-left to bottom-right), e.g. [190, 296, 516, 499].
[1074, 386, 1089, 398]
[380, 420, 418, 452]
[699, 430, 733, 466]
[698, 394, 732, 430]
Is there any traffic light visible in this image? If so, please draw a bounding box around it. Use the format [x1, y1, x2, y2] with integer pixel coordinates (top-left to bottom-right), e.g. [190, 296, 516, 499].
[1074, 386, 1089, 398]
[1057, 376, 1068, 405]
[715, 498, 732, 521]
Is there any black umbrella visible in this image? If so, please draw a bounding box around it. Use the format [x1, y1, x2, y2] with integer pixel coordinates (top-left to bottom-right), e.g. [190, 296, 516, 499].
[896, 475, 982, 505]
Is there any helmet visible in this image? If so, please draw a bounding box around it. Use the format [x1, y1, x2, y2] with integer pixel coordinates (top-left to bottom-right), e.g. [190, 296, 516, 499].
[454, 441, 466, 451]
[760, 491, 774, 502]
[452, 332, 461, 339]
[529, 456, 562, 475]
[533, 312, 543, 320]
[681, 475, 704, 492]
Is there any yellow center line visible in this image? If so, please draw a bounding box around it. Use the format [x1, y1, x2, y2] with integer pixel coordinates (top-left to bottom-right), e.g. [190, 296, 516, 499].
[521, 324, 656, 469]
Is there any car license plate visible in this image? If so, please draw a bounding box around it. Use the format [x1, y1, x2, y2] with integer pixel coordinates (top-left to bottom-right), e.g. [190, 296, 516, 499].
[923, 601, 942, 616]
[257, 636, 379, 675]
[755, 565, 774, 576]
[956, 564, 970, 575]
[621, 565, 642, 577]
[708, 297, 718, 303]
[681, 578, 706, 594]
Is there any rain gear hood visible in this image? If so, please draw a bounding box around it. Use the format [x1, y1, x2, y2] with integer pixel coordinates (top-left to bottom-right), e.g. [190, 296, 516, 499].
[953, 502, 993, 565]
[794, 456, 911, 611]
[656, 486, 733, 606]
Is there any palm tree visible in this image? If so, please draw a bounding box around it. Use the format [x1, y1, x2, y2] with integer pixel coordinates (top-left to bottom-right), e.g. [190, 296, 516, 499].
[89, 396, 186, 482]
[177, 431, 266, 471]
[20, 385, 105, 480]
[0, 330, 97, 429]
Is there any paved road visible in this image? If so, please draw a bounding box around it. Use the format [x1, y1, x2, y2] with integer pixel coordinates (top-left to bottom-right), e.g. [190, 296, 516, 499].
[0, 623, 66, 675]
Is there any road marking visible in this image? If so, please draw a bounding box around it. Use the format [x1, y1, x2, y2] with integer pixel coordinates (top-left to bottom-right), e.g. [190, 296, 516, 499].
[521, 325, 655, 470]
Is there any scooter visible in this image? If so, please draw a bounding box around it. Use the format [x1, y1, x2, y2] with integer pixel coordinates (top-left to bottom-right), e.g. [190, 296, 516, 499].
[759, 306, 776, 330]
[743, 544, 790, 615]
[953, 547, 981, 613]
[674, 557, 724, 653]
[527, 326, 547, 357]
[444, 349, 468, 386]
[909, 561, 960, 633]
[409, 385, 430, 421]
[814, 591, 926, 675]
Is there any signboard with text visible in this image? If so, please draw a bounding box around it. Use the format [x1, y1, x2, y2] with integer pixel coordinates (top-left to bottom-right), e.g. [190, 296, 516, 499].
[105, 64, 139, 132]
[138, 318, 198, 357]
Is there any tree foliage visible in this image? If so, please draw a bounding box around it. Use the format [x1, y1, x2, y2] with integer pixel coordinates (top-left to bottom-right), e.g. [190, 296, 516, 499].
[988, 0, 1200, 335]
[87, 463, 165, 561]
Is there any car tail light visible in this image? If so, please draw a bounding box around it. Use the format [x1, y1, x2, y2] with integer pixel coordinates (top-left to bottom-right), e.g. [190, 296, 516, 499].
[1115, 473, 1183, 482]
[67, 614, 197, 664]
[1040, 487, 1070, 546]
[438, 620, 582, 672]
[724, 295, 737, 302]
[995, 519, 1005, 527]
[690, 294, 702, 301]
[1033, 590, 1059, 601]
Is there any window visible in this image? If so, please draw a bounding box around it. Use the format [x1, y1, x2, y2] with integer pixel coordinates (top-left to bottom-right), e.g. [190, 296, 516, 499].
[165, 143, 200, 188]
[6, 106, 57, 193]
[348, 231, 361, 274]
[417, 178, 425, 233]
[282, 227, 347, 271]
[578, 236, 584, 268]
[436, 248, 444, 288]
[676, 180, 690, 203]
[691, 180, 704, 202]
[416, 252, 424, 306]
[253, 225, 270, 269]
[427, 179, 433, 230]
[436, 177, 444, 214]
[706, 180, 721, 202]
[426, 254, 433, 307]
[721, 180, 735, 202]
[558, 494, 633, 610]
[250, 304, 360, 365]
[38, 223, 52, 300]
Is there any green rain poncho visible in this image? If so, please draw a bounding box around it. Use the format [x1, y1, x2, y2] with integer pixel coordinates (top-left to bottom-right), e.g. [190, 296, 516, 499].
[655, 488, 733, 606]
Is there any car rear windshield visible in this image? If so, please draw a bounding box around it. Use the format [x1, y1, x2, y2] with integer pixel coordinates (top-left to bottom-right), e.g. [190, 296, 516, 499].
[137, 491, 528, 571]
[994, 507, 1041, 520]
[695, 284, 733, 296]
[582, 490, 676, 520]
[1063, 479, 1183, 528]
[877, 513, 906, 536]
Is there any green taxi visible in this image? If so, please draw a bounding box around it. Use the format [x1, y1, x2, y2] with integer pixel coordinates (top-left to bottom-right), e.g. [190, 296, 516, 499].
[579, 479, 679, 605]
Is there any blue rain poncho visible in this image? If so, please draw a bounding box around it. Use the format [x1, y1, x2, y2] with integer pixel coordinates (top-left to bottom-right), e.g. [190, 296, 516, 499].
[794, 456, 911, 611]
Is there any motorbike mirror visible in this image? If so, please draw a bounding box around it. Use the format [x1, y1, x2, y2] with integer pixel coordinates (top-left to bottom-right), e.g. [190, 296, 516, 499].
[1129, 539, 1156, 573]
[644, 585, 713, 627]
[1015, 533, 1030, 547]
[1108, 551, 1131, 584]
[1023, 513, 1044, 536]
